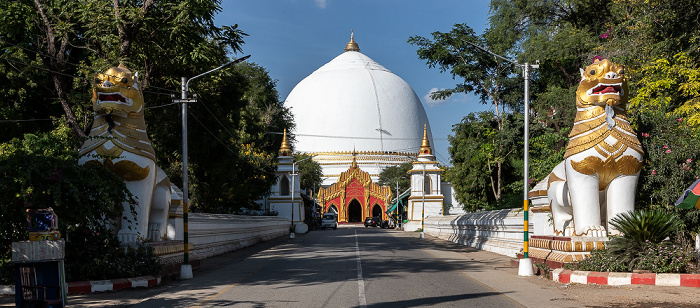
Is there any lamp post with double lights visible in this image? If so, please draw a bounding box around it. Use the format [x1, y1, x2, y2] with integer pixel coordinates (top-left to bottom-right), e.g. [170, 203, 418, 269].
[175, 55, 250, 280]
[461, 40, 538, 276]
[400, 154, 427, 238]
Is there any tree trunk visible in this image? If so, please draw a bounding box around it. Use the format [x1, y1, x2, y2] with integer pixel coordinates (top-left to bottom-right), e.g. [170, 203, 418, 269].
[32, 0, 88, 145]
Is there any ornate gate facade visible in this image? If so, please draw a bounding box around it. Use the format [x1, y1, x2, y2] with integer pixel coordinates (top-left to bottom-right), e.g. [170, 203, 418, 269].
[317, 157, 392, 222]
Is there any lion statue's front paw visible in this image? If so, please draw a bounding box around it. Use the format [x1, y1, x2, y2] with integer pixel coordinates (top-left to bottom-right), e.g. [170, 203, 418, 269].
[564, 226, 576, 237]
[580, 225, 607, 237]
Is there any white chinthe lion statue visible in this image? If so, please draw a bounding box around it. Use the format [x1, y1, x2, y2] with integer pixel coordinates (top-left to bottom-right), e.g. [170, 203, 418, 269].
[546, 59, 644, 237]
[79, 65, 172, 244]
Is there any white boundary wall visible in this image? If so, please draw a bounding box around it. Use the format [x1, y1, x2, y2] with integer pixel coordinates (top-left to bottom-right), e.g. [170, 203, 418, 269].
[186, 214, 289, 261]
[423, 209, 533, 257]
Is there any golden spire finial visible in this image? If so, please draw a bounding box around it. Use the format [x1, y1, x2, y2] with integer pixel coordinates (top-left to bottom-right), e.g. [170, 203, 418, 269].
[419, 123, 432, 155]
[279, 129, 292, 157]
[351, 147, 358, 168]
[344, 29, 360, 52]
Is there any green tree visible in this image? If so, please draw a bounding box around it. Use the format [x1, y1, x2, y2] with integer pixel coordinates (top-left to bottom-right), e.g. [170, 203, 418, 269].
[446, 112, 523, 211]
[377, 162, 412, 194]
[467, 0, 700, 242]
[409, 24, 524, 203]
[1, 1, 293, 212]
[294, 153, 323, 196]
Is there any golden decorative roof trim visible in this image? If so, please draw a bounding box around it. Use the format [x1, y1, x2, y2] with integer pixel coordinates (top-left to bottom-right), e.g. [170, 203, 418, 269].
[318, 161, 408, 166]
[411, 161, 439, 165]
[304, 150, 418, 157]
[407, 168, 444, 173]
[408, 196, 444, 201]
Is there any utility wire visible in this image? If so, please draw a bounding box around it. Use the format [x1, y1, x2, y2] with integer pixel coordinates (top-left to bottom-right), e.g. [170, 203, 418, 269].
[0, 118, 60, 123]
[2, 56, 177, 98]
[191, 94, 238, 141]
[1, 41, 177, 94]
[187, 111, 236, 154]
[187, 110, 270, 173]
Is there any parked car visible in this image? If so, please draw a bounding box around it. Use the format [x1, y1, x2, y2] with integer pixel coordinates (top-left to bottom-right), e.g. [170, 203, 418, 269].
[321, 213, 337, 229]
[364, 217, 380, 227]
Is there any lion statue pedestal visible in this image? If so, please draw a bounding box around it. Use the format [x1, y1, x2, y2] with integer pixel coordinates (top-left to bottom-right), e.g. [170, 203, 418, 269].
[79, 65, 172, 244]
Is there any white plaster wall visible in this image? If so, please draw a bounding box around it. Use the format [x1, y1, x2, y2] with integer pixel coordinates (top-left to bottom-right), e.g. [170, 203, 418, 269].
[422, 209, 533, 257]
[532, 211, 554, 236]
[186, 214, 289, 261]
[440, 182, 466, 215]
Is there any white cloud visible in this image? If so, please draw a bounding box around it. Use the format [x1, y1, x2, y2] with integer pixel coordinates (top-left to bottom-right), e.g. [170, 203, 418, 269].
[314, 0, 327, 8]
[424, 87, 446, 105]
[423, 88, 470, 106]
[450, 92, 469, 103]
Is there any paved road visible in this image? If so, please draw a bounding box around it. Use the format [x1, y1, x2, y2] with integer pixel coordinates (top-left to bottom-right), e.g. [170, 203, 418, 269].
[5, 224, 700, 307]
[135, 225, 520, 307]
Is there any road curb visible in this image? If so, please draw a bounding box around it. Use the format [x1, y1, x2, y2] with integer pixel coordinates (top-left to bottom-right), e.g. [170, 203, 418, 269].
[66, 275, 161, 294]
[552, 268, 700, 287]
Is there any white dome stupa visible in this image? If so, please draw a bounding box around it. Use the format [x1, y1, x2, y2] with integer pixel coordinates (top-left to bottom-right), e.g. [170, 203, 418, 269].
[285, 32, 434, 186]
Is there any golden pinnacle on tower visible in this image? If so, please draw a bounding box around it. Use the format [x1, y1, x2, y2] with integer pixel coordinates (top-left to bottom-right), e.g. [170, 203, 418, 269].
[344, 29, 360, 52]
[420, 123, 432, 155]
[351, 146, 358, 168]
[279, 129, 292, 157]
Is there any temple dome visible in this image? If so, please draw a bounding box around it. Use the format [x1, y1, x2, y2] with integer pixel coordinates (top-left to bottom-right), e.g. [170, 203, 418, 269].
[285, 47, 433, 154]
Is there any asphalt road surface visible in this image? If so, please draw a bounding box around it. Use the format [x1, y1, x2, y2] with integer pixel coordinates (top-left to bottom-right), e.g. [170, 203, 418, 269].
[7, 224, 699, 307]
[133, 225, 521, 307]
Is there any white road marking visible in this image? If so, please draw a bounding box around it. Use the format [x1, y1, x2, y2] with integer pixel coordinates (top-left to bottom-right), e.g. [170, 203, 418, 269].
[355, 229, 367, 307]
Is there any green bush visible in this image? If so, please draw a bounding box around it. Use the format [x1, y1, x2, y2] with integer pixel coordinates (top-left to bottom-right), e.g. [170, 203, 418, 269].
[568, 242, 697, 273]
[0, 127, 161, 284]
[607, 210, 680, 269]
[64, 225, 161, 281]
[635, 242, 696, 273]
[568, 249, 629, 272]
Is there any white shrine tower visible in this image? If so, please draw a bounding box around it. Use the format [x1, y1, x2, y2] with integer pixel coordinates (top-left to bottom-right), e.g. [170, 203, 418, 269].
[404, 124, 444, 232]
[268, 130, 308, 234]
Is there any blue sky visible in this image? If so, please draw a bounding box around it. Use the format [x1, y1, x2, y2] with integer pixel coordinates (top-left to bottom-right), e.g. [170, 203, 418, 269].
[215, 0, 493, 165]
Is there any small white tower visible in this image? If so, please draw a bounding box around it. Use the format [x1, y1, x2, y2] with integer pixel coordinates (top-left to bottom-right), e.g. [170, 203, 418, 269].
[405, 124, 444, 232]
[269, 130, 307, 233]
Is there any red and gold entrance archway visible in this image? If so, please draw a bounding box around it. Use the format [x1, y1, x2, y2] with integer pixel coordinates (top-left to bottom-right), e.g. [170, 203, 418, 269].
[317, 158, 392, 222]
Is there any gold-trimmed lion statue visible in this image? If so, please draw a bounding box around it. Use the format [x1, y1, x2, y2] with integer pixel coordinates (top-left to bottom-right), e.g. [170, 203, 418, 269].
[79, 65, 172, 244]
[545, 59, 644, 237]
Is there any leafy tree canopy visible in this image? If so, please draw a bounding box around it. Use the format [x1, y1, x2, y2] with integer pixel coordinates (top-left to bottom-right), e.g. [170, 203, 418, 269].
[0, 0, 294, 212]
[416, 0, 700, 239]
[377, 162, 413, 195]
[293, 153, 323, 196]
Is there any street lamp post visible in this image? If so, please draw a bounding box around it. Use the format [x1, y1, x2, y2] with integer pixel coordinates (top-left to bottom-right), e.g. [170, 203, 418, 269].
[395, 180, 400, 229]
[290, 155, 317, 238]
[420, 163, 426, 239]
[461, 40, 538, 276]
[176, 55, 250, 280]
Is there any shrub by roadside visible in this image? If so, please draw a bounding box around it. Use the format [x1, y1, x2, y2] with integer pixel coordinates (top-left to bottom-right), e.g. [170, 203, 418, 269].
[0, 128, 161, 284]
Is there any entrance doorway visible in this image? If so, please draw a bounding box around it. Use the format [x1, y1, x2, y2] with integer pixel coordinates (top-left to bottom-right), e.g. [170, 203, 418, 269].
[347, 199, 363, 222]
[372, 204, 383, 219]
[328, 204, 338, 214]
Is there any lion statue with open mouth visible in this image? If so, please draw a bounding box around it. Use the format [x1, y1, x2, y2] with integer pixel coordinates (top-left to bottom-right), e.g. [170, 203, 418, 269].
[546, 59, 644, 237]
[79, 64, 172, 244]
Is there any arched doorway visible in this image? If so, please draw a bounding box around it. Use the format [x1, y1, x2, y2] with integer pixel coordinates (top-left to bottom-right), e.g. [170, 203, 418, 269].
[328, 204, 338, 214]
[280, 176, 290, 196]
[372, 204, 383, 218]
[347, 199, 363, 222]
